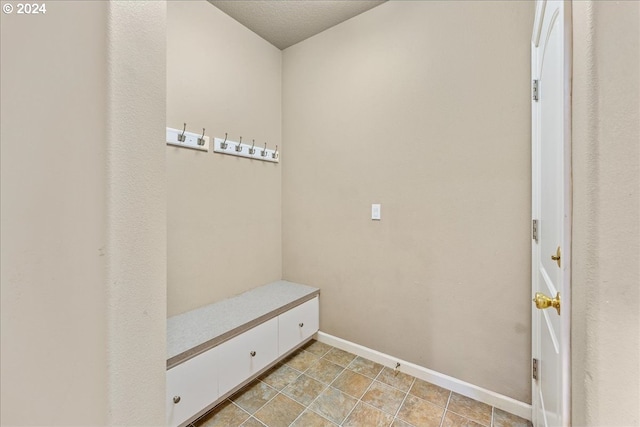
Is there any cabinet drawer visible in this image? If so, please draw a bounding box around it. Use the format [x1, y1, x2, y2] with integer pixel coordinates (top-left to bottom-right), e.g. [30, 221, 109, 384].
[278, 297, 319, 355]
[218, 317, 278, 397]
[166, 347, 218, 427]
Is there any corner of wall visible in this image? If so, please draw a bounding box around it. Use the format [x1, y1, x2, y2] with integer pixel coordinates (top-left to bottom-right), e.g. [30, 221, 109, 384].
[571, 1, 640, 425]
[106, 1, 167, 424]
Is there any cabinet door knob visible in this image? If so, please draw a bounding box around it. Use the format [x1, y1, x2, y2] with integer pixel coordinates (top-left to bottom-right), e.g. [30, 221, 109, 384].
[173, 396, 181, 404]
[250, 351, 256, 357]
[299, 322, 304, 327]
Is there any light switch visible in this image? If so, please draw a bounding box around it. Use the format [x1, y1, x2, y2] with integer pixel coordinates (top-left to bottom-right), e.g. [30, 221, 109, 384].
[371, 204, 381, 220]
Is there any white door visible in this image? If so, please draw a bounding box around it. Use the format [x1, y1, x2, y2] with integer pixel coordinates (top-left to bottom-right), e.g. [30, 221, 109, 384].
[531, 1, 571, 426]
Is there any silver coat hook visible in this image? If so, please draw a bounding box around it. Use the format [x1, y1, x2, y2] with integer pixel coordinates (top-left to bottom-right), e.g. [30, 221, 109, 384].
[235, 136, 243, 152]
[220, 132, 228, 149]
[271, 145, 278, 159]
[197, 128, 205, 146]
[178, 123, 186, 142]
[249, 139, 256, 155]
[261, 143, 268, 157]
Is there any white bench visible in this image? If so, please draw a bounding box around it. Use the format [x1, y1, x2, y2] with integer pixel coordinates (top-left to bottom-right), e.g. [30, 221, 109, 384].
[166, 280, 320, 427]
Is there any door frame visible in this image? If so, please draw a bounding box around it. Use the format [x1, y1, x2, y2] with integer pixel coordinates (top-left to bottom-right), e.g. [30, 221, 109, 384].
[531, 0, 572, 425]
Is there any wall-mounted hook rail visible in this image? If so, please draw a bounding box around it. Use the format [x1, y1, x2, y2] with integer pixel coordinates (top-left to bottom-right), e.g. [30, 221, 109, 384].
[166, 125, 209, 152]
[213, 136, 279, 163]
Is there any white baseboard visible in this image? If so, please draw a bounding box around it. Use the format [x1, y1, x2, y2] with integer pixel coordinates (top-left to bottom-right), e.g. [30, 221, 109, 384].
[315, 331, 532, 421]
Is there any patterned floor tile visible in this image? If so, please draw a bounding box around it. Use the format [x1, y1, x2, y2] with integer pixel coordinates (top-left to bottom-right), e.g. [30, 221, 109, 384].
[347, 356, 384, 379]
[259, 364, 301, 390]
[230, 381, 278, 414]
[447, 393, 492, 426]
[361, 380, 407, 415]
[493, 408, 532, 427]
[282, 374, 327, 406]
[331, 369, 373, 399]
[442, 410, 484, 427]
[409, 378, 451, 407]
[305, 358, 345, 384]
[283, 349, 321, 372]
[303, 340, 334, 357]
[240, 417, 265, 427]
[309, 387, 358, 424]
[291, 409, 337, 426]
[397, 394, 445, 427]
[254, 394, 305, 427]
[343, 402, 394, 427]
[194, 400, 249, 427]
[376, 367, 415, 392]
[322, 348, 357, 367]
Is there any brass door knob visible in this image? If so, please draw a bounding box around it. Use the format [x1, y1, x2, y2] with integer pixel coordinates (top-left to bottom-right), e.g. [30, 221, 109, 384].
[551, 246, 561, 267]
[533, 292, 561, 315]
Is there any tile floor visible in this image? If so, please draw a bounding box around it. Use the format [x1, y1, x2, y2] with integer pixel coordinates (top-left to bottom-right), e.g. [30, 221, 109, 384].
[191, 340, 531, 427]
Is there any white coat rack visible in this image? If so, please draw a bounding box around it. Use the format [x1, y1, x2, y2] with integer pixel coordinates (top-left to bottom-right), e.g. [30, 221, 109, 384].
[213, 134, 279, 163]
[166, 124, 209, 152]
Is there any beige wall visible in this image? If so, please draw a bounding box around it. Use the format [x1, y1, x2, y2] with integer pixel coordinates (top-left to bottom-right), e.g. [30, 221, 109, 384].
[1, 3, 109, 424]
[572, 1, 640, 425]
[167, 1, 282, 316]
[282, 1, 534, 403]
[0, 1, 167, 425]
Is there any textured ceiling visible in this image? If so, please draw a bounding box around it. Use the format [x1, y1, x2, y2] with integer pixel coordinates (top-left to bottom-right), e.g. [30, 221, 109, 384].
[208, 1, 387, 50]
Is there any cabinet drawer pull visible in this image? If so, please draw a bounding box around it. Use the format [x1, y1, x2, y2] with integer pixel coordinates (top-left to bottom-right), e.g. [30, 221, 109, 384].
[299, 322, 304, 327]
[250, 351, 256, 357]
[173, 396, 181, 404]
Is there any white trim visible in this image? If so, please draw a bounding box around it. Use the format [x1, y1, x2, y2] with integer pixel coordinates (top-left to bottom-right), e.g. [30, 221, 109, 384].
[532, 0, 547, 47]
[315, 331, 532, 421]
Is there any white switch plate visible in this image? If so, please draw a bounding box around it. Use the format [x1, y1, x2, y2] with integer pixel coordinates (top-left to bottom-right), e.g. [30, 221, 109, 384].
[371, 204, 381, 220]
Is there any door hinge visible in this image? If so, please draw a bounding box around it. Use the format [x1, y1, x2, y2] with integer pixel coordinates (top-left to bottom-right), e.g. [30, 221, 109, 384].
[532, 219, 539, 242]
[532, 79, 539, 101]
[532, 358, 539, 380]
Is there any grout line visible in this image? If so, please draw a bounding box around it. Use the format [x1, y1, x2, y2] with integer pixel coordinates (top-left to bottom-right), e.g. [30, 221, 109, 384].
[344, 362, 389, 426]
[438, 391, 452, 427]
[288, 346, 348, 425]
[287, 408, 307, 426]
[322, 361, 351, 424]
[342, 354, 387, 425]
[241, 415, 267, 427]
[391, 376, 415, 425]
[233, 381, 282, 422]
[444, 408, 493, 427]
[377, 366, 420, 394]
[295, 380, 332, 423]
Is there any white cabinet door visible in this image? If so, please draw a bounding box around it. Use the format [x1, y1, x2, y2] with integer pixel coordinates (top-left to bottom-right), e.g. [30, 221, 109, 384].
[278, 297, 319, 356]
[218, 317, 278, 397]
[166, 347, 218, 427]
